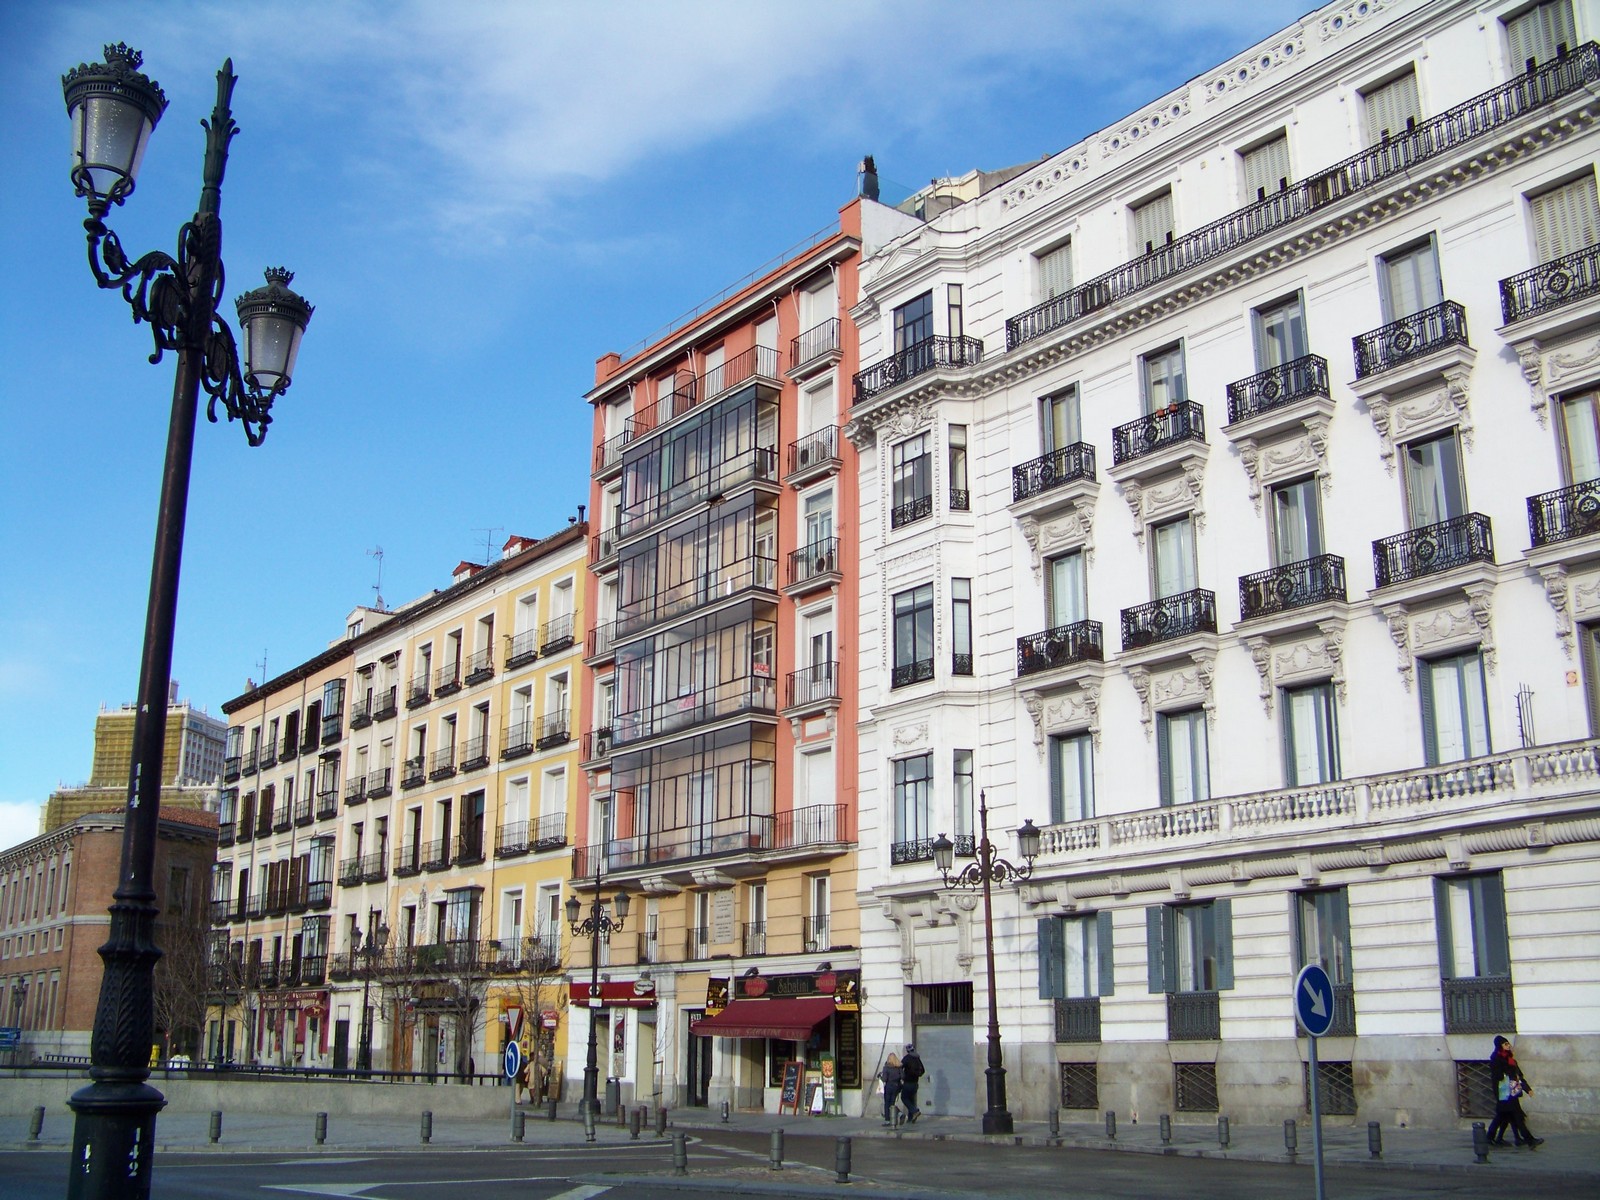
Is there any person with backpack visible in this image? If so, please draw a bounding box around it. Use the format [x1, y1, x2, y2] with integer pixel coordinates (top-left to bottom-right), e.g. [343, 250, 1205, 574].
[900, 1043, 925, 1122]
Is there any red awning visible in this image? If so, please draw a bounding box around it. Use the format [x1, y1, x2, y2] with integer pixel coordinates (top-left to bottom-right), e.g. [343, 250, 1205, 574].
[690, 997, 837, 1041]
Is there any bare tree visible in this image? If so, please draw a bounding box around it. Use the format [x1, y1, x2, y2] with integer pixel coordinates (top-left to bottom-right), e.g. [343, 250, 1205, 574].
[493, 925, 567, 1101]
[153, 877, 215, 1060]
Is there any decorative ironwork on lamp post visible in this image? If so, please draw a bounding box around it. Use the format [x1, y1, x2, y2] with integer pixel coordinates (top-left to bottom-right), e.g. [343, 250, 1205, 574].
[932, 793, 1041, 1136]
[566, 858, 629, 1117]
[353, 922, 391, 1073]
[60, 44, 313, 1200]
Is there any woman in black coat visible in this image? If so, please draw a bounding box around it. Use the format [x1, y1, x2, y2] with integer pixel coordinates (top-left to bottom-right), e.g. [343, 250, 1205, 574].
[1487, 1035, 1544, 1148]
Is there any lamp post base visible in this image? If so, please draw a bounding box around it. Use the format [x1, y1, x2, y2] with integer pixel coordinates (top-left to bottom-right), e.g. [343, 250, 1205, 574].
[66, 1080, 167, 1199]
[982, 1108, 1014, 1136]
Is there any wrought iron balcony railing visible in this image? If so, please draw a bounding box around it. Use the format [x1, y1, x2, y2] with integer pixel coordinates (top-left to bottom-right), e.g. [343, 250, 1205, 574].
[628, 344, 781, 438]
[218, 821, 235, 847]
[1501, 242, 1600, 324]
[1111, 400, 1205, 465]
[464, 647, 495, 685]
[348, 696, 373, 729]
[460, 735, 490, 772]
[455, 831, 486, 866]
[428, 747, 456, 780]
[786, 661, 839, 708]
[1442, 974, 1516, 1034]
[786, 425, 840, 479]
[791, 317, 840, 370]
[394, 845, 422, 877]
[789, 537, 840, 589]
[1167, 990, 1221, 1041]
[223, 755, 241, 782]
[1054, 997, 1102, 1044]
[1529, 478, 1600, 546]
[337, 857, 362, 887]
[536, 709, 571, 750]
[501, 719, 534, 759]
[540, 612, 576, 654]
[360, 852, 387, 883]
[433, 662, 462, 697]
[1353, 300, 1469, 379]
[891, 657, 934, 689]
[570, 803, 848, 877]
[611, 667, 777, 747]
[891, 838, 936, 865]
[505, 629, 539, 669]
[1327, 981, 1357, 1038]
[343, 775, 367, 806]
[401, 755, 426, 789]
[891, 493, 933, 529]
[1239, 554, 1346, 621]
[1016, 620, 1104, 676]
[853, 335, 983, 404]
[1012, 442, 1095, 503]
[242, 749, 258, 776]
[1121, 589, 1217, 650]
[593, 427, 633, 475]
[372, 686, 398, 721]
[741, 922, 767, 957]
[616, 553, 776, 638]
[407, 675, 430, 708]
[306, 880, 332, 910]
[587, 619, 617, 661]
[1005, 45, 1600, 349]
[421, 838, 451, 872]
[950, 488, 969, 512]
[1225, 354, 1329, 423]
[1373, 513, 1494, 587]
[804, 916, 831, 953]
[583, 726, 615, 762]
[364, 766, 392, 801]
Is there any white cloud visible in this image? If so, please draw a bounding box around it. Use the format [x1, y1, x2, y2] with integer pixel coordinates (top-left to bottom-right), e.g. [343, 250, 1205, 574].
[0, 802, 43, 854]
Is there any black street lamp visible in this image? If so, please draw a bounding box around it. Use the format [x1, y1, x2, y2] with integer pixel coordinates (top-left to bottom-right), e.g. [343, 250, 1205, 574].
[565, 859, 629, 1117]
[60, 44, 312, 1200]
[353, 922, 391, 1073]
[932, 793, 1041, 1136]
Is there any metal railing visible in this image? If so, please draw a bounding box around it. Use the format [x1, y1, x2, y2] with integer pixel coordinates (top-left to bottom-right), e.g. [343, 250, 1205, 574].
[1054, 997, 1102, 1044]
[1167, 990, 1221, 1041]
[464, 647, 494, 685]
[407, 675, 430, 708]
[540, 612, 576, 654]
[629, 345, 782, 437]
[791, 317, 840, 369]
[741, 922, 766, 957]
[1012, 442, 1095, 503]
[891, 838, 936, 865]
[428, 747, 457, 780]
[1500, 241, 1600, 324]
[420, 838, 451, 872]
[372, 686, 398, 720]
[454, 831, 486, 866]
[786, 661, 839, 708]
[587, 619, 616, 661]
[1225, 354, 1329, 423]
[536, 709, 571, 749]
[583, 727, 615, 762]
[891, 657, 934, 689]
[394, 845, 422, 877]
[1005, 45, 1600, 349]
[505, 629, 539, 668]
[343, 775, 367, 806]
[460, 735, 490, 771]
[1529, 478, 1600, 546]
[433, 662, 462, 696]
[853, 335, 983, 404]
[1112, 400, 1205, 465]
[789, 537, 840, 589]
[593, 428, 633, 475]
[1017, 620, 1104, 676]
[1352, 300, 1469, 379]
[349, 696, 372, 729]
[891, 493, 933, 529]
[804, 916, 830, 953]
[610, 668, 777, 747]
[569, 803, 848, 877]
[787, 425, 840, 480]
[501, 719, 534, 759]
[1443, 975, 1516, 1034]
[1121, 589, 1217, 649]
[1238, 554, 1346, 620]
[360, 852, 387, 883]
[1373, 513, 1494, 587]
[401, 755, 426, 789]
[364, 767, 392, 801]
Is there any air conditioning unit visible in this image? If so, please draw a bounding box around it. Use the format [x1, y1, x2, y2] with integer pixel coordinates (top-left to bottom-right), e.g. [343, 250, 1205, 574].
[797, 445, 812, 467]
[595, 730, 613, 756]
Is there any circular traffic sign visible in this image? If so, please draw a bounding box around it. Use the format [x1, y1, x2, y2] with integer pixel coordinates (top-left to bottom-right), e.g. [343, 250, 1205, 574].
[503, 1039, 523, 1081]
[1294, 963, 1335, 1038]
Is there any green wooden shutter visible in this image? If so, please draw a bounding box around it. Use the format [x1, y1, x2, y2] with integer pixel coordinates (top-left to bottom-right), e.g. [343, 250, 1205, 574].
[1096, 911, 1116, 997]
[1037, 916, 1065, 999]
[1214, 898, 1234, 991]
[1332, 890, 1353, 985]
[1480, 874, 1511, 977]
[1146, 906, 1168, 993]
[1419, 659, 1440, 766]
[1433, 876, 1456, 979]
[1048, 736, 1064, 825]
[1157, 717, 1173, 807]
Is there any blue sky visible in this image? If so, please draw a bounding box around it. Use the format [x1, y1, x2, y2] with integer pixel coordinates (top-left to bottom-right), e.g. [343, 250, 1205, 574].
[0, 0, 1314, 850]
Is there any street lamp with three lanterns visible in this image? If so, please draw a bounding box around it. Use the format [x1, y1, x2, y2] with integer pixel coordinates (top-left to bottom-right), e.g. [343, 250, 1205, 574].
[566, 867, 630, 1118]
[353, 921, 392, 1073]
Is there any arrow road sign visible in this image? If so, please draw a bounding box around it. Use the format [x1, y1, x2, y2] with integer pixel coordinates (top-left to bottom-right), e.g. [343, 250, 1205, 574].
[503, 1039, 523, 1081]
[1295, 963, 1335, 1038]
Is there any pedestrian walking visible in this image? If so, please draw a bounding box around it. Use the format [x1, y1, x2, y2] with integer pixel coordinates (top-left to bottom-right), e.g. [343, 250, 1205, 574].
[1487, 1035, 1544, 1149]
[879, 1052, 903, 1126]
[900, 1043, 925, 1122]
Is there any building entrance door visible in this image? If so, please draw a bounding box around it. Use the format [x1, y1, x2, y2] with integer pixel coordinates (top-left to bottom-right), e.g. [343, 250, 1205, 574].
[332, 1019, 349, 1071]
[686, 1018, 712, 1106]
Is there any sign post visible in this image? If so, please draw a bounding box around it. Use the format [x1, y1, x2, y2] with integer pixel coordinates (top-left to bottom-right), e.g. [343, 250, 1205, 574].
[1294, 963, 1334, 1200]
[504, 1038, 524, 1124]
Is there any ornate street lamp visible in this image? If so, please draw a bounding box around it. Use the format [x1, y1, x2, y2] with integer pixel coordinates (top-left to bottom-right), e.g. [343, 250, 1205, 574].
[60, 44, 312, 1200]
[932, 793, 1041, 1135]
[566, 857, 630, 1117]
[353, 922, 391, 1073]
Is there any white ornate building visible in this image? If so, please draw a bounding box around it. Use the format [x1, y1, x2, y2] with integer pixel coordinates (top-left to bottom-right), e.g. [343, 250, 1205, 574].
[848, 0, 1600, 1129]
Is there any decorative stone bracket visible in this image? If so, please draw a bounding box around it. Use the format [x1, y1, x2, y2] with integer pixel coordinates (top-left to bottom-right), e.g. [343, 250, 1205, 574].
[1126, 650, 1216, 737]
[1022, 681, 1104, 750]
[1537, 562, 1575, 658]
[1363, 360, 1474, 473]
[1122, 465, 1205, 548]
[1019, 501, 1096, 578]
[1244, 619, 1347, 715]
[1236, 414, 1331, 512]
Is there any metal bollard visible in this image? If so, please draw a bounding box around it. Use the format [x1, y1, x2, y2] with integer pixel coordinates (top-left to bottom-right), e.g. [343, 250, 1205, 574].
[1472, 1121, 1489, 1163]
[315, 1112, 328, 1145]
[721, 1098, 730, 1123]
[617, 1100, 627, 1129]
[1105, 1110, 1117, 1140]
[1283, 1119, 1298, 1156]
[1048, 1107, 1060, 1141]
[1218, 1115, 1230, 1148]
[29, 1106, 45, 1141]
[655, 1105, 668, 1138]
[672, 1130, 688, 1176]
[1159, 1114, 1171, 1145]
[583, 1103, 596, 1143]
[512, 1109, 526, 1142]
[545, 1098, 557, 1122]
[420, 1110, 432, 1144]
[834, 1136, 852, 1184]
[1368, 1120, 1383, 1159]
[629, 1106, 641, 1140]
[209, 1110, 222, 1145]
[769, 1128, 784, 1171]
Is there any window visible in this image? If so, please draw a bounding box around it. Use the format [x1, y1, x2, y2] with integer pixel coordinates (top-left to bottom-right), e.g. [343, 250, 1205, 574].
[952, 750, 974, 839]
[948, 425, 969, 511]
[1380, 238, 1442, 321]
[1038, 913, 1114, 998]
[1048, 732, 1094, 823]
[1047, 550, 1087, 628]
[808, 875, 830, 951]
[1147, 900, 1233, 992]
[1041, 386, 1081, 454]
[1421, 650, 1491, 764]
[1131, 191, 1174, 255]
[891, 434, 932, 527]
[1403, 430, 1467, 528]
[951, 579, 973, 676]
[946, 283, 964, 340]
[1296, 888, 1352, 984]
[1283, 682, 1340, 786]
[1158, 709, 1209, 806]
[1435, 872, 1510, 979]
[893, 292, 933, 353]
[1241, 133, 1291, 201]
[1362, 70, 1421, 144]
[1142, 343, 1186, 413]
[802, 488, 833, 548]
[1037, 240, 1073, 299]
[1529, 172, 1600, 261]
[1270, 477, 1323, 565]
[892, 584, 935, 687]
[1506, 0, 1576, 72]
[1559, 391, 1600, 483]
[1151, 516, 1197, 598]
[1253, 294, 1308, 370]
[892, 754, 932, 848]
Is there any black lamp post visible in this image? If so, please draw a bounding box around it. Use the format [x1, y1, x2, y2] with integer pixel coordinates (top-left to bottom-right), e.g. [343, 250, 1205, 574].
[60, 44, 312, 1200]
[932, 793, 1041, 1136]
[354, 922, 391, 1073]
[565, 859, 629, 1117]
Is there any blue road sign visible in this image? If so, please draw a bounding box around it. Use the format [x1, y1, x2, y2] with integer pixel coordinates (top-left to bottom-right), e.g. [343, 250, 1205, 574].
[0, 1027, 19, 1050]
[503, 1039, 523, 1081]
[1295, 963, 1335, 1038]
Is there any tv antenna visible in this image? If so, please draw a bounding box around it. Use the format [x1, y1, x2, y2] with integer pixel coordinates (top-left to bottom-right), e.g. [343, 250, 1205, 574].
[473, 526, 504, 566]
[368, 546, 387, 612]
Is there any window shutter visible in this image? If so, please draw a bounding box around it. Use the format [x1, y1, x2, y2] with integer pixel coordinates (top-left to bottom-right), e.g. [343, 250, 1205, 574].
[1419, 661, 1440, 766]
[1039, 242, 1074, 299]
[1146, 906, 1169, 993]
[1363, 72, 1421, 144]
[1507, 1, 1575, 72]
[1242, 135, 1291, 201]
[1096, 911, 1116, 997]
[1048, 737, 1065, 825]
[1156, 716, 1173, 807]
[1432, 876, 1455, 979]
[1480, 875, 1511, 976]
[1037, 916, 1065, 999]
[1214, 898, 1234, 991]
[1132, 193, 1174, 255]
[1530, 174, 1600, 261]
[1332, 891, 1353, 985]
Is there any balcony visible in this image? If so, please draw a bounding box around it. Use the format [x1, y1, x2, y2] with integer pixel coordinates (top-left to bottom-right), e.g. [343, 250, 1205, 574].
[401, 755, 426, 790]
[460, 735, 491, 772]
[242, 749, 258, 776]
[406, 675, 430, 709]
[372, 686, 398, 721]
[891, 838, 936, 865]
[337, 857, 362, 887]
[1054, 997, 1102, 1044]
[890, 492, 932, 530]
[1121, 589, 1217, 652]
[306, 880, 332, 910]
[536, 709, 571, 750]
[784, 661, 840, 716]
[343, 775, 367, 807]
[364, 766, 392, 801]
[298, 956, 328, 987]
[891, 657, 934, 689]
[433, 662, 462, 698]
[1502, 243, 1600, 327]
[455, 831, 487, 867]
[223, 755, 241, 782]
[501, 719, 534, 760]
[594, 427, 633, 479]
[1168, 991, 1221, 1041]
[803, 916, 830, 954]
[315, 784, 339, 815]
[628, 345, 781, 440]
[1223, 354, 1334, 453]
[582, 726, 615, 765]
[259, 744, 278, 770]
[685, 926, 712, 961]
[853, 335, 982, 405]
[790, 317, 841, 378]
[1353, 300, 1470, 381]
[209, 899, 230, 927]
[1110, 401, 1206, 470]
[785, 425, 841, 487]
[218, 821, 235, 847]
[394, 844, 422, 878]
[506, 629, 539, 670]
[589, 525, 620, 570]
[586, 619, 617, 664]
[1373, 513, 1494, 589]
[611, 668, 777, 748]
[421, 838, 451, 872]
[1016, 620, 1104, 678]
[1442, 974, 1516, 1034]
[1010, 442, 1098, 521]
[741, 922, 767, 957]
[360, 852, 387, 883]
[1529, 479, 1600, 548]
[1004, 45, 1600, 350]
[428, 747, 457, 781]
[616, 553, 777, 640]
[280, 734, 299, 760]
[540, 613, 576, 655]
[1238, 555, 1347, 623]
[1225, 354, 1330, 425]
[464, 647, 495, 686]
[349, 696, 373, 730]
[571, 802, 849, 881]
[787, 537, 841, 596]
[272, 807, 291, 834]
